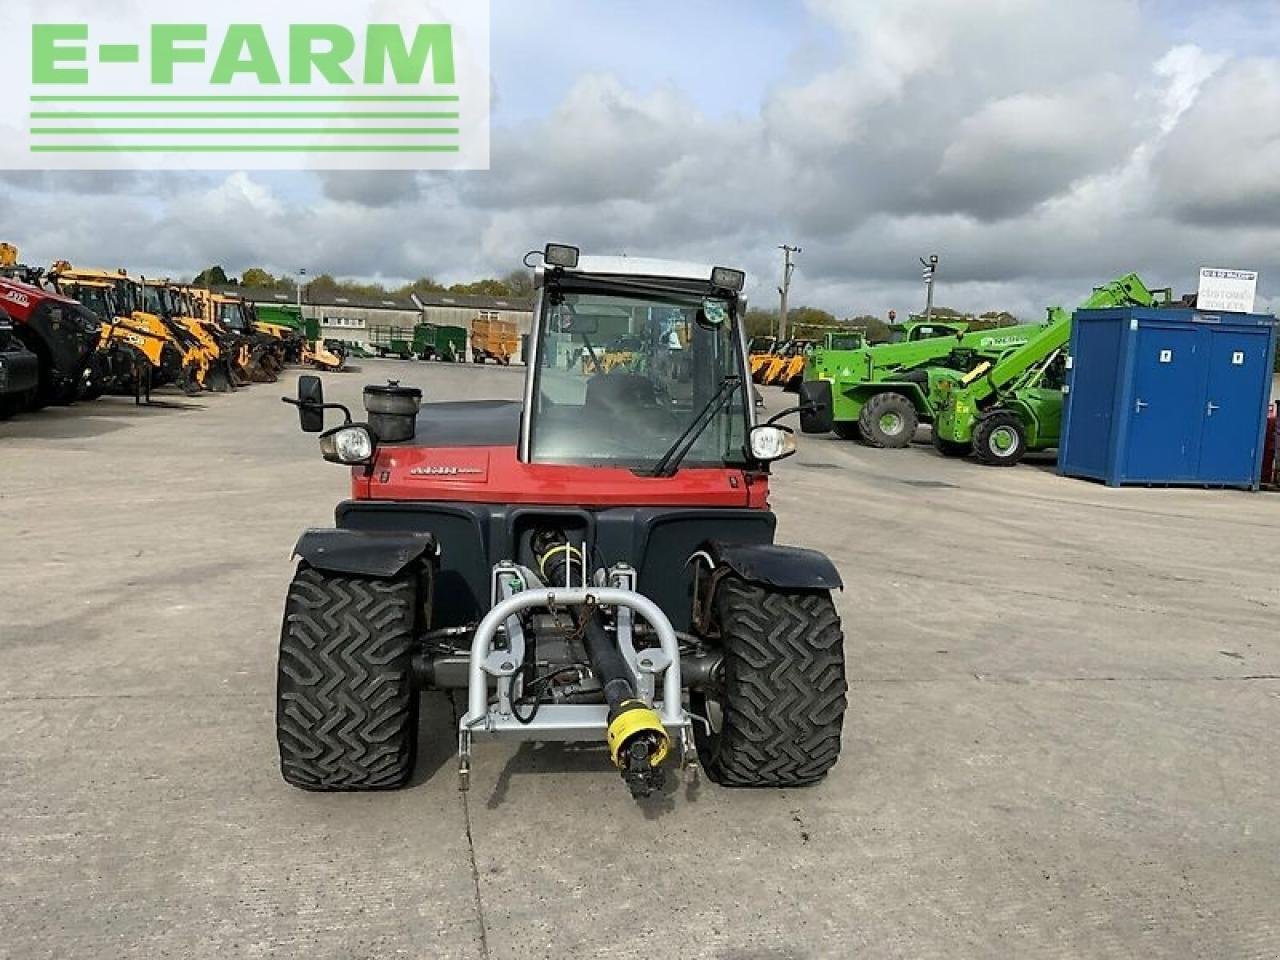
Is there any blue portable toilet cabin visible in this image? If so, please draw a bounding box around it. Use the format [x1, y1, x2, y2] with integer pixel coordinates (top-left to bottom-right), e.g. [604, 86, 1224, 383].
[1059, 307, 1277, 489]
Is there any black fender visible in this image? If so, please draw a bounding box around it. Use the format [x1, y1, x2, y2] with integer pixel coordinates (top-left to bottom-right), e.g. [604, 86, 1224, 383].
[698, 541, 843, 591]
[293, 529, 439, 579]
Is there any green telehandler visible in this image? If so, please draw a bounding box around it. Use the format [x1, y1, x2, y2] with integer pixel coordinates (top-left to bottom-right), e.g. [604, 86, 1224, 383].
[801, 318, 1045, 447]
[930, 274, 1172, 466]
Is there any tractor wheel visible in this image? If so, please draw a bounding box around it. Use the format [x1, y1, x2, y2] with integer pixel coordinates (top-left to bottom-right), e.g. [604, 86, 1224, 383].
[694, 576, 847, 787]
[276, 566, 420, 791]
[972, 411, 1027, 467]
[931, 430, 971, 458]
[857, 392, 918, 449]
[832, 420, 863, 442]
[0, 392, 26, 420]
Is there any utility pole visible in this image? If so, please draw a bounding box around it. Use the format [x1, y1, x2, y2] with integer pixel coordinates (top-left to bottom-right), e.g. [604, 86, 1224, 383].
[778, 244, 801, 340]
[297, 268, 307, 324]
[920, 254, 939, 322]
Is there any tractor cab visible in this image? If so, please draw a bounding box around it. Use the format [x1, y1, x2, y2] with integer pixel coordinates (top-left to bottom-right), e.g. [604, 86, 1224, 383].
[875, 318, 968, 345]
[274, 244, 847, 803]
[527, 253, 758, 472]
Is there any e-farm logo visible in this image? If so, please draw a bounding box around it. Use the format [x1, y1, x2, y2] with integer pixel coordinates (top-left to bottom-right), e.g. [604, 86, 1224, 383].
[1, 0, 490, 171]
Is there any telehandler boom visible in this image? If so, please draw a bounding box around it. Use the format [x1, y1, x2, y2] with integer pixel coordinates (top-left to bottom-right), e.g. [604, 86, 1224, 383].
[931, 274, 1172, 465]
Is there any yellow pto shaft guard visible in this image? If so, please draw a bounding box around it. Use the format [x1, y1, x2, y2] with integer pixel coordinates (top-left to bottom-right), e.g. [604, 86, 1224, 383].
[606, 700, 671, 770]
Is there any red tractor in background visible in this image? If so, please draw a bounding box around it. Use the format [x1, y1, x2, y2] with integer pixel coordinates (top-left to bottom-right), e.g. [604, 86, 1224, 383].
[276, 245, 848, 800]
[0, 304, 39, 419]
[0, 274, 102, 414]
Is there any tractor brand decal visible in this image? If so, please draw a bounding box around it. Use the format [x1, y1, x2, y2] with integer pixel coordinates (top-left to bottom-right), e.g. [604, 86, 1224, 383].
[1, 289, 31, 309]
[978, 335, 1026, 348]
[410, 465, 484, 477]
[1, 0, 490, 171]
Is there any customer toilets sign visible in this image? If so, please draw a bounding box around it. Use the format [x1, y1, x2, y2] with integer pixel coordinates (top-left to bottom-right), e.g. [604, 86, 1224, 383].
[0, 0, 489, 171]
[1197, 268, 1258, 313]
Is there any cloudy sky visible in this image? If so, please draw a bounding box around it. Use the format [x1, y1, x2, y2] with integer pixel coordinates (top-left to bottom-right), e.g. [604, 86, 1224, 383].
[2, 0, 1279, 319]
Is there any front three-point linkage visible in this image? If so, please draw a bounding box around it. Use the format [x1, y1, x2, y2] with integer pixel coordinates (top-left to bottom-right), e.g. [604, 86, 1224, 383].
[532, 530, 672, 798]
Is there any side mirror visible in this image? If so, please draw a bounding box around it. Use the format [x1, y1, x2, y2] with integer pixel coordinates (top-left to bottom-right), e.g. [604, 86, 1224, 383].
[298, 375, 325, 433]
[798, 380, 834, 434]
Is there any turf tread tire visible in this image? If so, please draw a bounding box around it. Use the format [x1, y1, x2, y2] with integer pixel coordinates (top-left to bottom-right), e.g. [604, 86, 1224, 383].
[698, 577, 847, 787]
[276, 566, 419, 791]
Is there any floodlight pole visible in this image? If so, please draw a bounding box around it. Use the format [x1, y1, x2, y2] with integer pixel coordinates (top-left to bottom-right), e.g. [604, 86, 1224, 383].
[920, 254, 939, 323]
[778, 244, 801, 340]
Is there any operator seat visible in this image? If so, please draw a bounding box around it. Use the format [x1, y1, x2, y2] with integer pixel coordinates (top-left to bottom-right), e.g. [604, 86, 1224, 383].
[584, 372, 657, 417]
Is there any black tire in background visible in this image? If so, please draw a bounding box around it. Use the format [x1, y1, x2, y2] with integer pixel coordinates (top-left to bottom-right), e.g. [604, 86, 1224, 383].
[694, 576, 847, 787]
[276, 566, 420, 791]
[857, 391, 919, 449]
[972, 410, 1028, 467]
[0, 391, 28, 420]
[932, 430, 972, 458]
[833, 419, 863, 442]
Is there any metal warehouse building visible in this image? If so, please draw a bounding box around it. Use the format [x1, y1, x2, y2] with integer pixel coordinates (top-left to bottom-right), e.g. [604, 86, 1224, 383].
[232, 287, 535, 361]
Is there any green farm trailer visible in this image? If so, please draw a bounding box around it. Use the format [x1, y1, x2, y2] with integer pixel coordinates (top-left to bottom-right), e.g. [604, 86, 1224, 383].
[414, 323, 467, 362]
[931, 274, 1172, 466]
[367, 325, 415, 360]
[255, 303, 303, 331]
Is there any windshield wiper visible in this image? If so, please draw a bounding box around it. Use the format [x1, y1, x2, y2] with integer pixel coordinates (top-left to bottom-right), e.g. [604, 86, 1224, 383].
[647, 376, 742, 478]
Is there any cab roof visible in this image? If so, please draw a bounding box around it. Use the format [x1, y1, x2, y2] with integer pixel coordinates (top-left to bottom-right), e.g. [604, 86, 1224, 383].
[553, 256, 738, 286]
[51, 265, 128, 281]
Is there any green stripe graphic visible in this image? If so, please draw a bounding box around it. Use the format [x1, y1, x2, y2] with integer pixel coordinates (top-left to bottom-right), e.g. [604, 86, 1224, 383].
[30, 95, 460, 103]
[30, 144, 462, 153]
[32, 111, 459, 120]
[32, 128, 460, 136]
[98, 45, 141, 64]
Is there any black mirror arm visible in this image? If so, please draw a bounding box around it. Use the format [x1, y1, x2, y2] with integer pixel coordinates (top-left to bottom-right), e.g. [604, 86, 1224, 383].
[766, 401, 818, 426]
[281, 397, 354, 424]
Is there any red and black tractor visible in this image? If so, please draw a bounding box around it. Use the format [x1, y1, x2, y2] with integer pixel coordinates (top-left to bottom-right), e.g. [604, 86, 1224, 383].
[0, 304, 39, 419]
[276, 245, 847, 799]
[0, 275, 102, 412]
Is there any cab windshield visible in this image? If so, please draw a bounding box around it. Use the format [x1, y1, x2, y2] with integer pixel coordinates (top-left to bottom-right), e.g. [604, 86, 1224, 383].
[64, 284, 116, 321]
[530, 281, 749, 470]
[218, 302, 247, 332]
[159, 289, 188, 317]
[139, 284, 165, 316]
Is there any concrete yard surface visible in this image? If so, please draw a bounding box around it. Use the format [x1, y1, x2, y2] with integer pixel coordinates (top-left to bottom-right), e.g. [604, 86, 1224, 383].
[2, 359, 1278, 960]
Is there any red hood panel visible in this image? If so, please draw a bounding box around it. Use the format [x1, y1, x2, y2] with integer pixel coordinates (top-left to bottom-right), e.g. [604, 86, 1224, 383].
[355, 445, 767, 509]
[387, 448, 491, 484]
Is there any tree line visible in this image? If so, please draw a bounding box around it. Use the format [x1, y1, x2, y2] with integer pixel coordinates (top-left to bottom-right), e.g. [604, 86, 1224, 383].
[744, 305, 1021, 341]
[190, 265, 1023, 334]
[190, 265, 536, 301]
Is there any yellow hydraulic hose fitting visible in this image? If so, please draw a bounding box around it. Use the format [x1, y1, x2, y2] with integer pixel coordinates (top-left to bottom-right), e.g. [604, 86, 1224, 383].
[607, 700, 671, 769]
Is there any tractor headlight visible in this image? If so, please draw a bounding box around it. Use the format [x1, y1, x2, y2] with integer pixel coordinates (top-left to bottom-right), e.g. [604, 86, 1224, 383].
[320, 424, 376, 465]
[748, 424, 797, 463]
